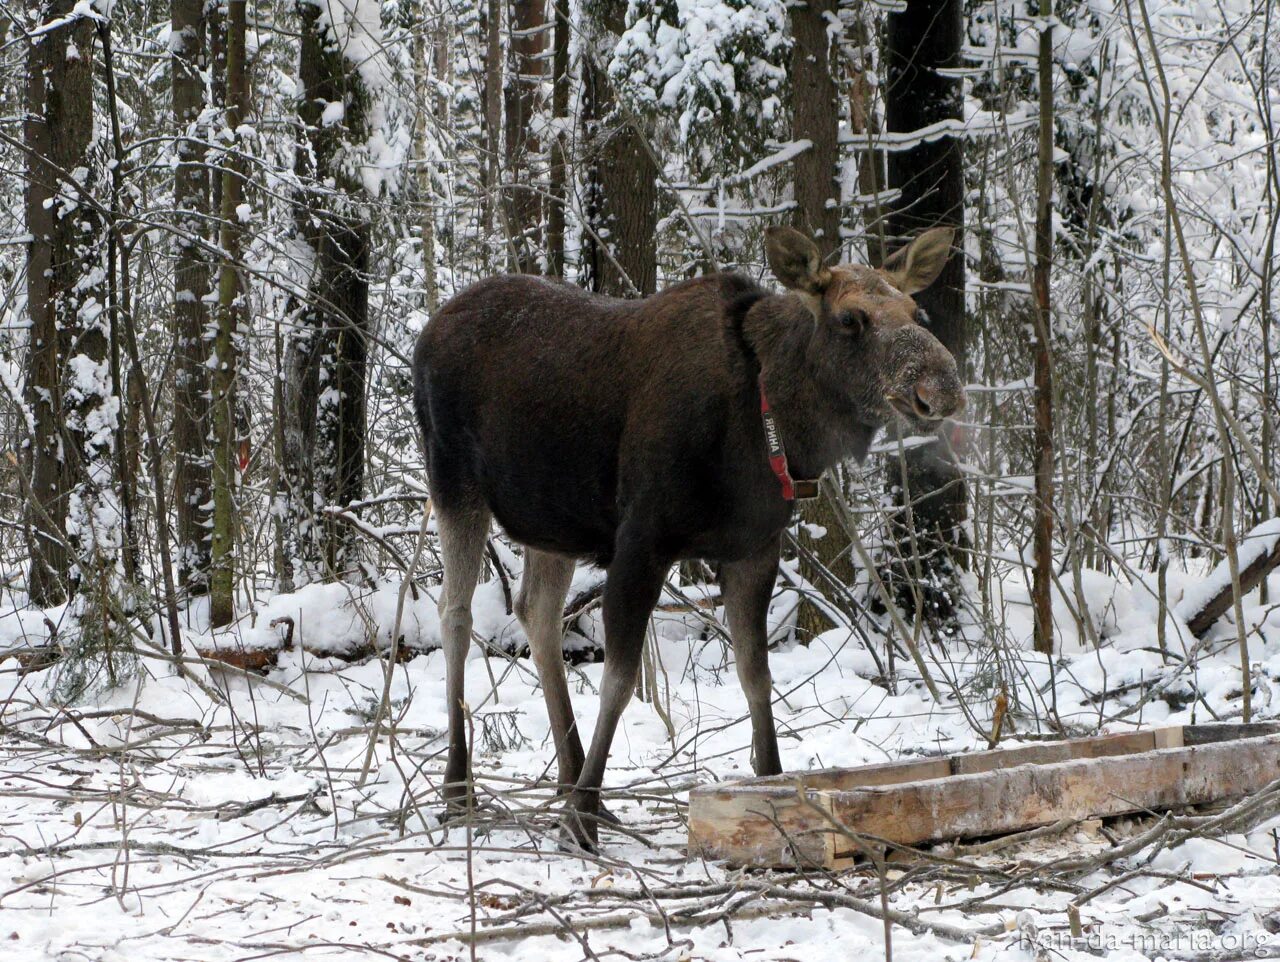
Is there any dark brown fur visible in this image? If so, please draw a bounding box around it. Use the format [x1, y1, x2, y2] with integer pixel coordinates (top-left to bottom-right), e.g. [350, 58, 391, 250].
[414, 228, 964, 849]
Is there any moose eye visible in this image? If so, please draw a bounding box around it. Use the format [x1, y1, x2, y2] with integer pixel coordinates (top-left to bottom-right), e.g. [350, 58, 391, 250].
[838, 308, 868, 332]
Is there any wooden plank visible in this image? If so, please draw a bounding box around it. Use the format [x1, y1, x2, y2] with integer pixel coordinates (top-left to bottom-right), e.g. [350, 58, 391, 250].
[688, 730, 1163, 866]
[687, 727, 1280, 868]
[1153, 727, 1184, 749]
[1182, 722, 1280, 745]
[696, 729, 1166, 798]
[718, 757, 954, 794]
[949, 729, 1157, 776]
[686, 782, 834, 867]
[824, 732, 1280, 855]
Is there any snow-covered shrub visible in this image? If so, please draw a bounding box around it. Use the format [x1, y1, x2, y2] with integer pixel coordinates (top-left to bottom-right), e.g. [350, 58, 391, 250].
[608, 0, 789, 175]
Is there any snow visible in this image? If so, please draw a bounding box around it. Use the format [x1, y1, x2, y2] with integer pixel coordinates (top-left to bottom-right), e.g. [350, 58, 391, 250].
[301, 0, 390, 92]
[611, 0, 790, 166]
[319, 100, 345, 127]
[4, 556, 1280, 960]
[1175, 519, 1280, 622]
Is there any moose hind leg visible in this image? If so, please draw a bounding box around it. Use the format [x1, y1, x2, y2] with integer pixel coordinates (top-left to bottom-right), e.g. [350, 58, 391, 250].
[562, 538, 668, 851]
[436, 501, 491, 814]
[515, 549, 582, 792]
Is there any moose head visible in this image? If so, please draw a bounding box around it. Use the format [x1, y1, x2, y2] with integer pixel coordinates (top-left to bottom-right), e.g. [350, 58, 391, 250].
[763, 225, 966, 434]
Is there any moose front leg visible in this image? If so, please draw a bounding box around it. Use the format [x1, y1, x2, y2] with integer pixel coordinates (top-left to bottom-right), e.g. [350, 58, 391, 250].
[720, 536, 783, 776]
[561, 538, 668, 851]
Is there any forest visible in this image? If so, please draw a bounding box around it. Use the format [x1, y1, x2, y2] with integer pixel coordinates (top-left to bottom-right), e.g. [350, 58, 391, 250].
[1, 0, 1279, 958]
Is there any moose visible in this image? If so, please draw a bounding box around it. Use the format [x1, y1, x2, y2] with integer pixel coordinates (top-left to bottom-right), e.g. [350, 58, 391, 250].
[413, 226, 965, 850]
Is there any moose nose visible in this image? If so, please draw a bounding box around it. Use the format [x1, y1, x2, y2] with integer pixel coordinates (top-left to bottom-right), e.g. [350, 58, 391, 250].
[912, 387, 935, 420]
[913, 384, 963, 421]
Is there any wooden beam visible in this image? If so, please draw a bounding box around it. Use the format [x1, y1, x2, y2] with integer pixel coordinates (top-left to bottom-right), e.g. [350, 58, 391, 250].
[687, 725, 1280, 868]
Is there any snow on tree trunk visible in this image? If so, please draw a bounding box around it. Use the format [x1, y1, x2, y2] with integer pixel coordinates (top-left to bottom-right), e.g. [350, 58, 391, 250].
[23, 2, 99, 608]
[280, 0, 378, 585]
[210, 0, 250, 629]
[504, 0, 545, 274]
[581, 1, 657, 298]
[171, 0, 213, 594]
[23, 4, 131, 691]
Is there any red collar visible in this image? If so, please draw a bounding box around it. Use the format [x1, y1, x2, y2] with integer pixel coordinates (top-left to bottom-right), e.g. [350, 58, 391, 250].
[758, 376, 819, 501]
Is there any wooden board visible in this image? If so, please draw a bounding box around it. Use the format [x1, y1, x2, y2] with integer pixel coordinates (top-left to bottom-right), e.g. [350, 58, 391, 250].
[687, 723, 1280, 868]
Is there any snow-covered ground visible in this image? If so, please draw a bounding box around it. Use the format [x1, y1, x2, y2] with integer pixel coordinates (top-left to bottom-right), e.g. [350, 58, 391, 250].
[3, 552, 1280, 961]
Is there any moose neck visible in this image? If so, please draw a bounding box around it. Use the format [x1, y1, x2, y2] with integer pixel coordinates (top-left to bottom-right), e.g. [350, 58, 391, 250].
[744, 295, 878, 481]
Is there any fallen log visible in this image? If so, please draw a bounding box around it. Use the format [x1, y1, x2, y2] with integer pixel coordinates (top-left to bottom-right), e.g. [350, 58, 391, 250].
[1177, 519, 1280, 638]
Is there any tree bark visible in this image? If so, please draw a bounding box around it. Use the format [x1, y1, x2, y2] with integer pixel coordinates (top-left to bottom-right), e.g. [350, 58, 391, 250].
[581, 1, 657, 297]
[884, 0, 968, 632]
[23, 2, 100, 608]
[504, 0, 545, 273]
[547, 0, 570, 278]
[281, 0, 374, 583]
[481, 0, 502, 259]
[209, 0, 249, 628]
[848, 8, 886, 265]
[1031, 1, 1056, 654]
[788, 0, 850, 640]
[172, 0, 212, 594]
[789, 0, 840, 257]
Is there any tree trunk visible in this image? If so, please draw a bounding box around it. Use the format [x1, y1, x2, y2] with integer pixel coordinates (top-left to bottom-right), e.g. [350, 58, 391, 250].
[1031, 0, 1056, 654]
[23, 2, 100, 608]
[788, 0, 850, 640]
[481, 0, 502, 261]
[849, 9, 886, 266]
[172, 0, 212, 594]
[884, 0, 968, 633]
[581, 1, 657, 297]
[789, 0, 840, 256]
[281, 0, 374, 583]
[547, 0, 570, 278]
[504, 0, 545, 273]
[209, 0, 249, 628]
[412, 2, 439, 313]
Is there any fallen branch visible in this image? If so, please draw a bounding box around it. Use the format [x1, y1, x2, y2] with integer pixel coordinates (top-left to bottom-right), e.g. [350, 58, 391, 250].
[1178, 521, 1280, 638]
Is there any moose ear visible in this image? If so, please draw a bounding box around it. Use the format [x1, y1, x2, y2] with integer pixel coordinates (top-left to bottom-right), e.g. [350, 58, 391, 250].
[880, 227, 954, 295]
[764, 226, 831, 295]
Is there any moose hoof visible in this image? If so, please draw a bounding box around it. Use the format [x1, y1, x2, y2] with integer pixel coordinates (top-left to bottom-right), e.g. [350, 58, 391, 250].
[594, 800, 622, 827]
[558, 794, 603, 852]
[554, 780, 622, 827]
